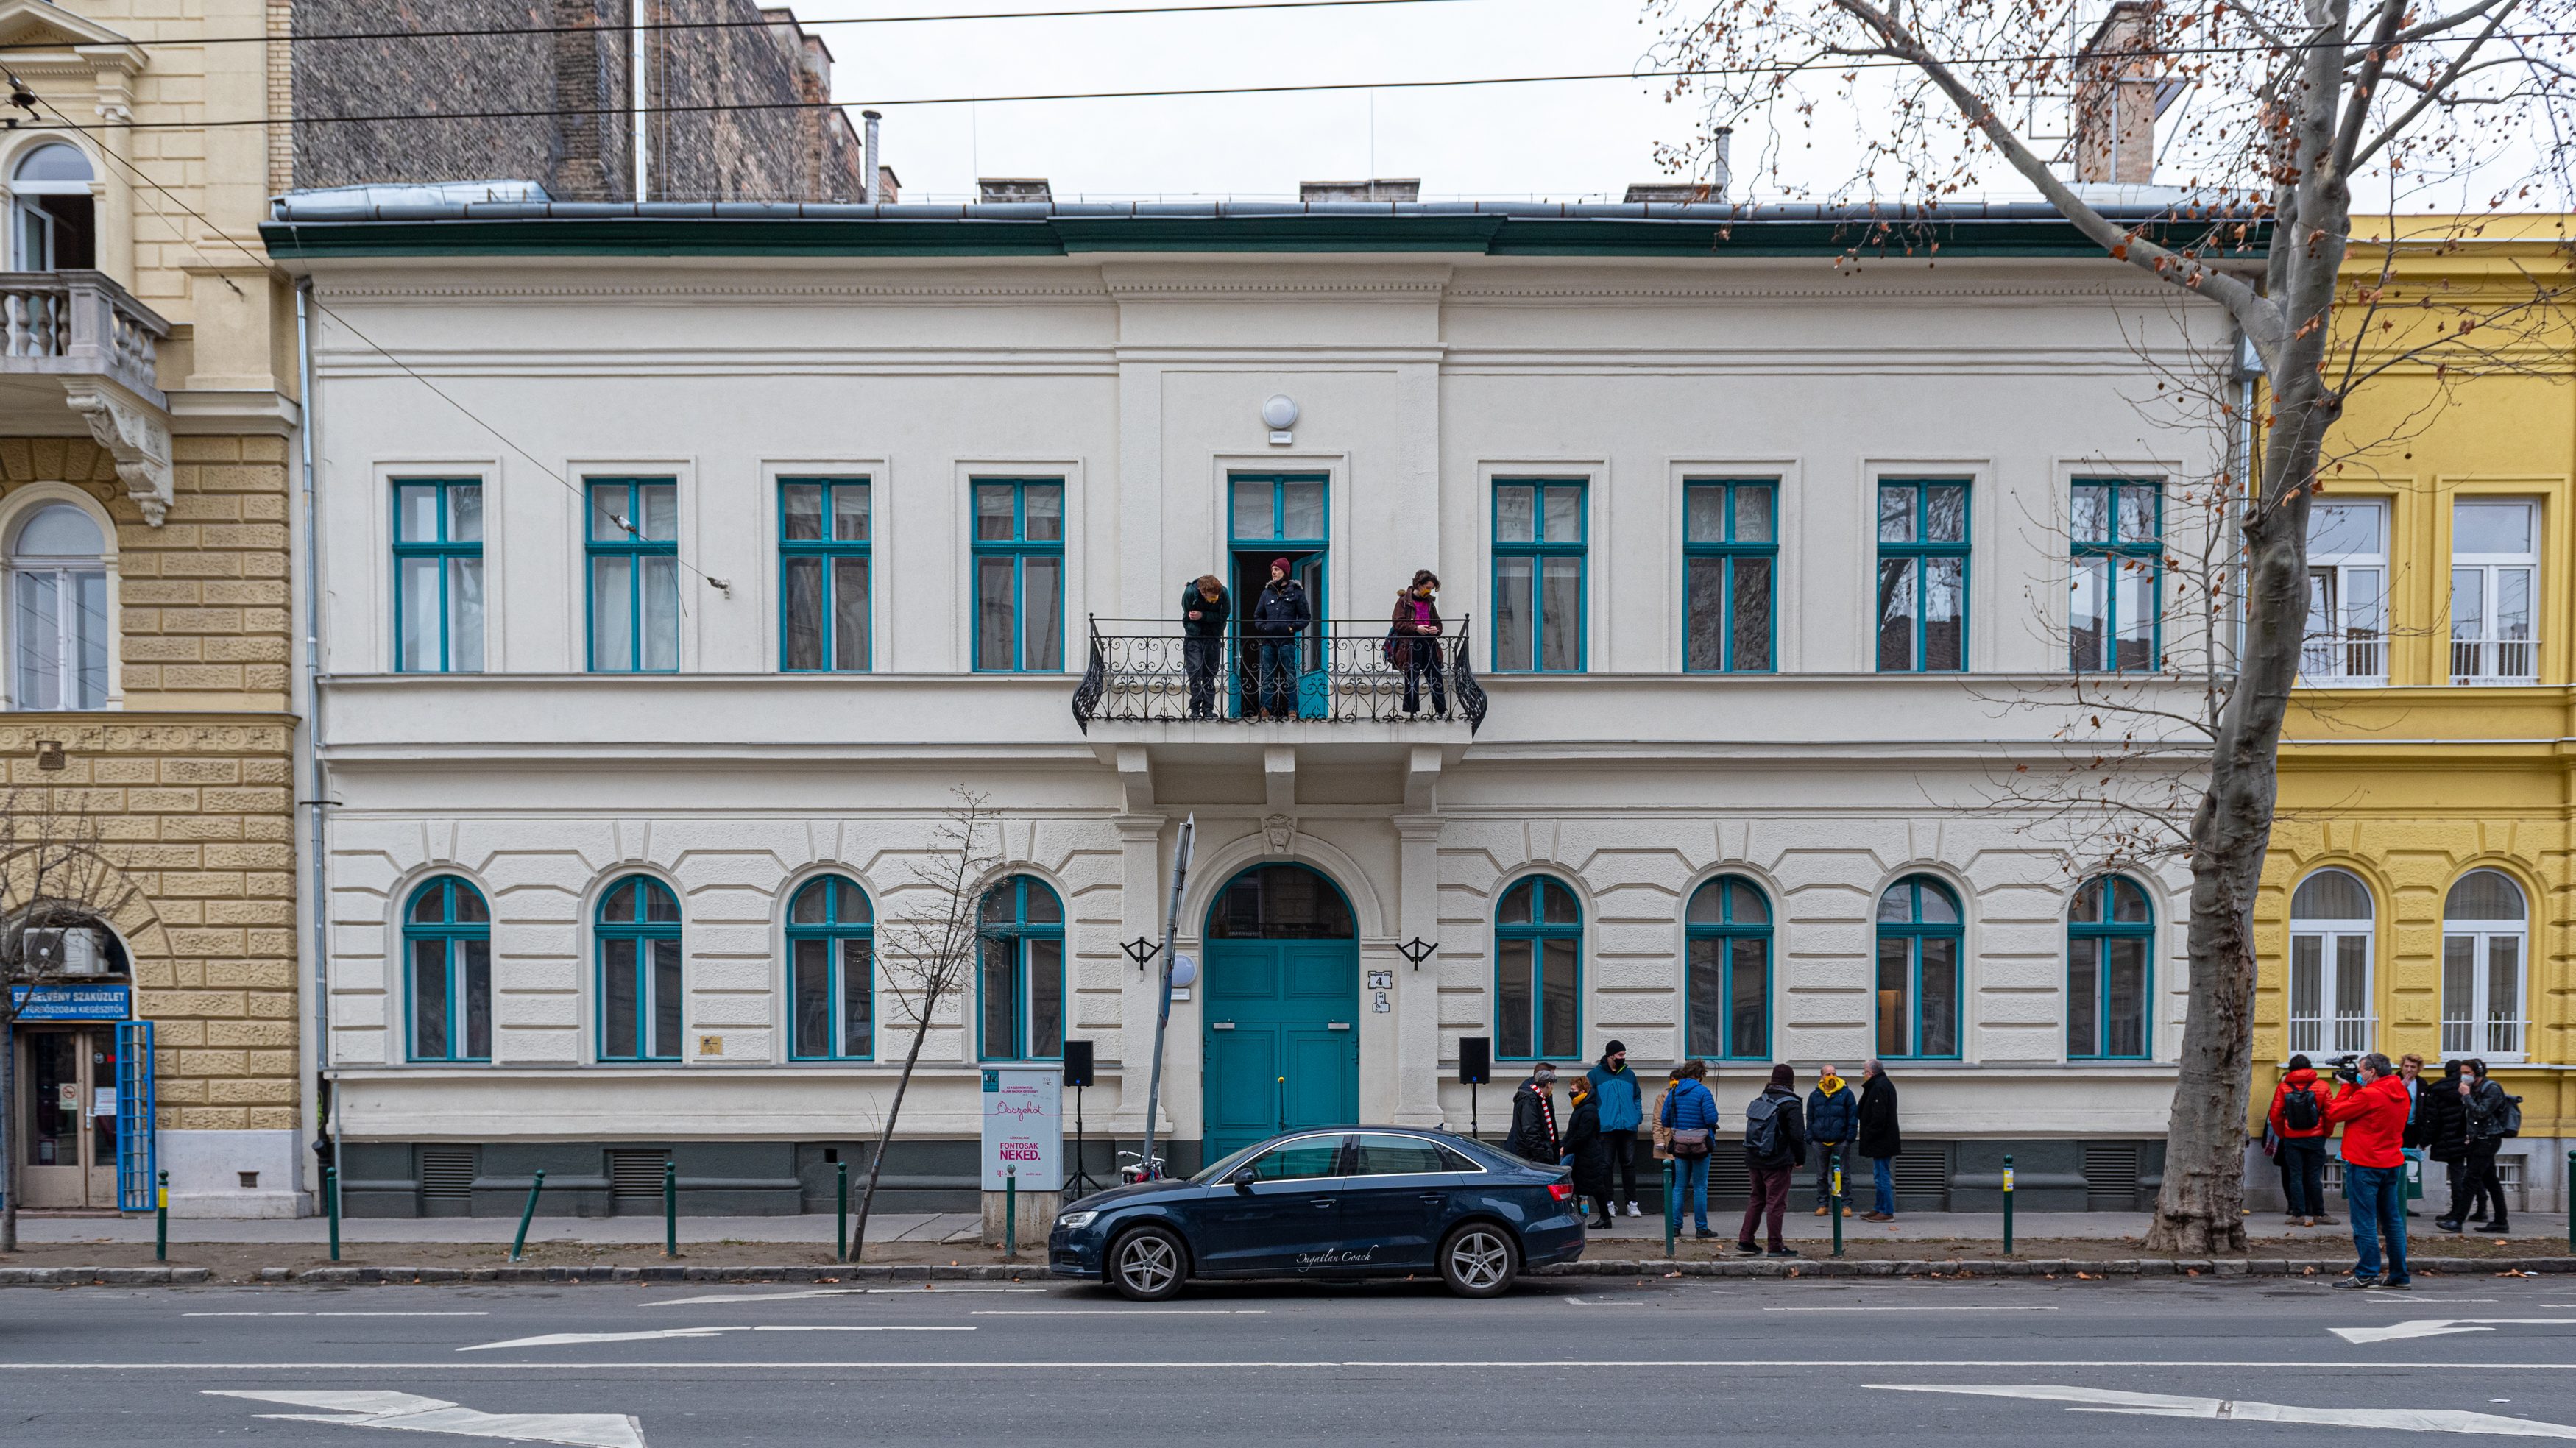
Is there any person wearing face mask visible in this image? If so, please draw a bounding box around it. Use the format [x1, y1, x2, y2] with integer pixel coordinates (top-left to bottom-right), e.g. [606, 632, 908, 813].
[1508, 1062, 1562, 1165]
[2460, 1059, 2513, 1232]
[1386, 569, 1446, 717]
[1585, 1040, 1644, 1218]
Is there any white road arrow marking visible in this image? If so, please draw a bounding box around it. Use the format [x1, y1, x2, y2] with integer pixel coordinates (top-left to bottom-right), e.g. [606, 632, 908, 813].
[462, 1325, 974, 1352]
[2334, 1319, 2576, 1346]
[1868, 1384, 2576, 1438]
[205, 1389, 647, 1447]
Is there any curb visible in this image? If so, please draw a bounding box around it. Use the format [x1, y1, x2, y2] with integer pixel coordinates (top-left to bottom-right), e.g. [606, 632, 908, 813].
[2, 1256, 2567, 1286]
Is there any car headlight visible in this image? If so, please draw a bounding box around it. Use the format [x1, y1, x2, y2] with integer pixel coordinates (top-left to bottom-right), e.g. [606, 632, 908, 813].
[1056, 1210, 1098, 1230]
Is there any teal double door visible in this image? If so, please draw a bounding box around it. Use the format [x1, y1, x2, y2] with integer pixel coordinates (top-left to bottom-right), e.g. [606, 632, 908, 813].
[1202, 938, 1358, 1160]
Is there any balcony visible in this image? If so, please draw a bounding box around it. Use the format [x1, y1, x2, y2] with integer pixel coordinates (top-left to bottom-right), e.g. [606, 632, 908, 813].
[1072, 617, 1488, 733]
[0, 271, 174, 525]
[2452, 635, 2538, 685]
[2299, 629, 2385, 686]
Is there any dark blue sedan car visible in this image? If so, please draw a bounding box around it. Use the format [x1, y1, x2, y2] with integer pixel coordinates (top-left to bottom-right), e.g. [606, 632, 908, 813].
[1048, 1127, 1585, 1300]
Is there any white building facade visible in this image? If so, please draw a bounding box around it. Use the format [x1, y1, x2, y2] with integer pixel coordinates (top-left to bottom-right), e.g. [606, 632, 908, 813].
[269, 200, 2237, 1216]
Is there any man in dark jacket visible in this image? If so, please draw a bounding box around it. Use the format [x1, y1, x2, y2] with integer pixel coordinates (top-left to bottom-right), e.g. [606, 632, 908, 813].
[1737, 1063, 1809, 1257]
[1179, 575, 1230, 719]
[1856, 1060, 1902, 1221]
[2421, 1059, 2471, 1230]
[1247, 558, 1312, 719]
[1560, 1079, 1613, 1229]
[1585, 1040, 1644, 1218]
[1806, 1063, 1858, 1216]
[1507, 1063, 1561, 1165]
[2462, 1060, 2512, 1232]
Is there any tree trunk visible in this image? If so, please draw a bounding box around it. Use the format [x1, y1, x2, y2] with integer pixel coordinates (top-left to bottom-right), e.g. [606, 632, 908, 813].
[847, 1012, 933, 1262]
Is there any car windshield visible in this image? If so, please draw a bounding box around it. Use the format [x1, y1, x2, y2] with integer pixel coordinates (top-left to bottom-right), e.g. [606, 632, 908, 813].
[1187, 1143, 1270, 1185]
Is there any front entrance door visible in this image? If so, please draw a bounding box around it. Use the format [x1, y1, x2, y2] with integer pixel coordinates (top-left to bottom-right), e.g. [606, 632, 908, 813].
[1201, 864, 1359, 1160]
[17, 1026, 119, 1208]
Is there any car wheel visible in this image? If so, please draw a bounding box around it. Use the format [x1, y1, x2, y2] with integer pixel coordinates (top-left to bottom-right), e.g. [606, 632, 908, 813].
[1439, 1222, 1518, 1298]
[1108, 1226, 1188, 1302]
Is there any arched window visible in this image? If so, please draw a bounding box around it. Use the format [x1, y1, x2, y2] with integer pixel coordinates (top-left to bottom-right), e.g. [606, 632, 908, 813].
[1685, 876, 1770, 1060]
[2443, 869, 2527, 1059]
[1496, 876, 1580, 1061]
[2068, 877, 2151, 1060]
[9, 142, 93, 269]
[405, 876, 490, 1063]
[596, 876, 682, 1062]
[1875, 876, 1961, 1060]
[10, 503, 107, 710]
[788, 876, 873, 1060]
[2288, 869, 2373, 1057]
[978, 875, 1063, 1061]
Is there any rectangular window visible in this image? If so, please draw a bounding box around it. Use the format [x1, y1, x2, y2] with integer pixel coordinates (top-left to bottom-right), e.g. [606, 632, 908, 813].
[1683, 480, 1777, 672]
[1495, 937, 1579, 1060]
[2287, 930, 2373, 1056]
[586, 478, 679, 673]
[408, 935, 491, 1062]
[1493, 479, 1586, 672]
[977, 936, 1064, 1061]
[2443, 930, 2527, 1058]
[599, 936, 682, 1061]
[2304, 500, 2388, 683]
[1875, 479, 1970, 672]
[392, 479, 484, 673]
[971, 479, 1064, 672]
[779, 478, 871, 672]
[2070, 479, 2161, 672]
[1876, 936, 1960, 1058]
[2450, 498, 2538, 683]
[790, 937, 874, 1060]
[2067, 936, 2150, 1060]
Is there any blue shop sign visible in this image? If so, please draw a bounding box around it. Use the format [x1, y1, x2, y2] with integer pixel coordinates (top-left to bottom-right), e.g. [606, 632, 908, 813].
[10, 984, 130, 1021]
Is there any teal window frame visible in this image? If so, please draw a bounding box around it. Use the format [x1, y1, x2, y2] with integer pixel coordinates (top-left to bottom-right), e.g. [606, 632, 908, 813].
[1875, 478, 1972, 672]
[970, 478, 1065, 672]
[976, 874, 1064, 1061]
[1875, 875, 1964, 1060]
[585, 477, 679, 674]
[786, 875, 874, 1061]
[1682, 479, 1777, 672]
[390, 478, 483, 673]
[2067, 876, 2154, 1060]
[1684, 875, 1771, 1060]
[403, 875, 490, 1063]
[1492, 478, 1587, 673]
[2070, 478, 2163, 672]
[1494, 875, 1582, 1060]
[778, 477, 871, 672]
[595, 875, 683, 1062]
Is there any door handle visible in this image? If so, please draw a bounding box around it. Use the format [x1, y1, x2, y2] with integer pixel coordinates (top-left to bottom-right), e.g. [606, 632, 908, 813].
[1418, 1193, 1447, 1204]
[1212, 1022, 1235, 1030]
[1312, 1198, 1337, 1209]
[1327, 1022, 1351, 1031]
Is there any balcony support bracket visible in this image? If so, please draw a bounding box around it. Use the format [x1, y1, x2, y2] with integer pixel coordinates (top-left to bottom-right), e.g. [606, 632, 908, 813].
[63, 380, 171, 525]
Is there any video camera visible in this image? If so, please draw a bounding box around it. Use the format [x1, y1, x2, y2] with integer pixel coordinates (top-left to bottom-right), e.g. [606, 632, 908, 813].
[2328, 1054, 2362, 1084]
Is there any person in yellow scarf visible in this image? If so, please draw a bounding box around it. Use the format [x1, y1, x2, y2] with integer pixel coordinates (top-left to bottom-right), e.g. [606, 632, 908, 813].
[1807, 1064, 1858, 1216]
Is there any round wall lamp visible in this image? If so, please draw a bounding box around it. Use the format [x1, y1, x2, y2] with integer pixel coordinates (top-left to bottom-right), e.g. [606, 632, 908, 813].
[1262, 394, 1299, 444]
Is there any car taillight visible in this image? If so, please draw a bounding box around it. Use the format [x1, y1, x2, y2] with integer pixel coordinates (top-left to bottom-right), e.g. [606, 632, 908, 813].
[1547, 1182, 1574, 1202]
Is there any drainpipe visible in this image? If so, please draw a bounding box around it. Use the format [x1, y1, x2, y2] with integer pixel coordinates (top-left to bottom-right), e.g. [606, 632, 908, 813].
[863, 110, 880, 205]
[295, 280, 333, 1207]
[632, 0, 651, 201]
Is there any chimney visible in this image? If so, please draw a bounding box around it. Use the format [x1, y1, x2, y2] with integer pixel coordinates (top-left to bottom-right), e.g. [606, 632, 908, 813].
[863, 110, 880, 204]
[979, 177, 1052, 202]
[2073, 1, 2166, 185]
[1711, 127, 1731, 202]
[877, 166, 900, 204]
[1298, 178, 1420, 202]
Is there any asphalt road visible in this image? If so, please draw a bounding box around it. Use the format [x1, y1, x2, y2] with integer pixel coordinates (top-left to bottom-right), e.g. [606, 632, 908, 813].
[9, 1274, 2576, 1446]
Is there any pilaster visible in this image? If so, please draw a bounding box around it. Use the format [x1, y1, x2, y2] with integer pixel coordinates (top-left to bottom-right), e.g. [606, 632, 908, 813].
[1393, 812, 1445, 1126]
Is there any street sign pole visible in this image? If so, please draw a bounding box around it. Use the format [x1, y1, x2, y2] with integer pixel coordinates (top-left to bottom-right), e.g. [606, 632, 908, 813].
[1136, 814, 1195, 1181]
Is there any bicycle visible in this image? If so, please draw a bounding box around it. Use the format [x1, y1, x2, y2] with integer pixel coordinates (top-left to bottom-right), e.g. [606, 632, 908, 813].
[1117, 1150, 1169, 1185]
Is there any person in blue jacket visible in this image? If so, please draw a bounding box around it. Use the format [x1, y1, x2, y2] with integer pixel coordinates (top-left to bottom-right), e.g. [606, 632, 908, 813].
[1585, 1041, 1645, 1218]
[1658, 1059, 1722, 1239]
[1805, 1063, 1859, 1216]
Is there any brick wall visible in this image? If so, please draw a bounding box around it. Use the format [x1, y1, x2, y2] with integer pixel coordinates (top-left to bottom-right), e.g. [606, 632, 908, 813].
[643, 0, 866, 202]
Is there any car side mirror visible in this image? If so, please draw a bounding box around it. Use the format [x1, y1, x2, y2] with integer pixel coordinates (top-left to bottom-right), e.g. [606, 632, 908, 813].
[1229, 1166, 1259, 1191]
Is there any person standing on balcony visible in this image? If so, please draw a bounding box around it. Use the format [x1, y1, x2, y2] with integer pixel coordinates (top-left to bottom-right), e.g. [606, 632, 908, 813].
[1248, 558, 1312, 719]
[1387, 569, 1446, 717]
[1179, 574, 1230, 720]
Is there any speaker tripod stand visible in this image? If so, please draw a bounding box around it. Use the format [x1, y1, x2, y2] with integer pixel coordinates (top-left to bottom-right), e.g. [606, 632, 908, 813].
[1066, 1082, 1103, 1197]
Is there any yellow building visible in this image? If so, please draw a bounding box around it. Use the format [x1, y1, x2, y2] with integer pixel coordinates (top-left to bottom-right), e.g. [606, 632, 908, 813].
[2254, 215, 2575, 1217]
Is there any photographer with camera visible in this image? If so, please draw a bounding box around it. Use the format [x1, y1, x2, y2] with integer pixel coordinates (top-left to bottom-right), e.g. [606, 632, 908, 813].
[2321, 1052, 2413, 1289]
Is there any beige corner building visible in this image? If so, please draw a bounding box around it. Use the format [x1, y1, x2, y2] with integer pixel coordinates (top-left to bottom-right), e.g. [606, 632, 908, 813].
[0, 0, 304, 1216]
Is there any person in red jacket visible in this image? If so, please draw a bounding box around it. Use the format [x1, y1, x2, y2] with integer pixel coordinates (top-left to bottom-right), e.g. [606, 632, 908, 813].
[2323, 1052, 2413, 1289]
[2265, 1054, 2334, 1227]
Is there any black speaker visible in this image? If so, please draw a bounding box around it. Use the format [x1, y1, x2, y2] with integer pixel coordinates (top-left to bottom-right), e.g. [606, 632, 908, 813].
[1459, 1036, 1491, 1085]
[1063, 1039, 1095, 1088]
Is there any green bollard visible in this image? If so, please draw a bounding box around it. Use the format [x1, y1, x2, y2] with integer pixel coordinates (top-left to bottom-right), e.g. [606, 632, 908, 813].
[1830, 1149, 1844, 1259]
[663, 1159, 679, 1260]
[2567, 1151, 2575, 1254]
[1662, 1158, 1676, 1260]
[836, 1162, 849, 1263]
[2002, 1153, 2015, 1255]
[155, 1169, 168, 1263]
[325, 1166, 340, 1263]
[1005, 1168, 1018, 1260]
[509, 1169, 545, 1262]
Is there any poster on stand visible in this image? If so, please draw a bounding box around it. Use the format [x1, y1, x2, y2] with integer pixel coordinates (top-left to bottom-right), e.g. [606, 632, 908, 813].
[981, 1065, 1064, 1193]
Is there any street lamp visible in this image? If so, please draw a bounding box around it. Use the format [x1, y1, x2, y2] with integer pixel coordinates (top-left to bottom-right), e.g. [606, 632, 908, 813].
[1398, 937, 1439, 971]
[1122, 936, 1163, 974]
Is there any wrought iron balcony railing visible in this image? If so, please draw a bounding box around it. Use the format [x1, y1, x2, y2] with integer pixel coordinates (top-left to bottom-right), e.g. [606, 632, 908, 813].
[1072, 617, 1487, 733]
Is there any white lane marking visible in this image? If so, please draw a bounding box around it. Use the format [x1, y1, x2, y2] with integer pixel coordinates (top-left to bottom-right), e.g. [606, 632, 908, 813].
[461, 1326, 975, 1352]
[40, 1358, 2576, 1372]
[1867, 1383, 2576, 1438]
[185, 1312, 489, 1318]
[2332, 1319, 2576, 1345]
[969, 1309, 1266, 1316]
[641, 1287, 1041, 1307]
[205, 1389, 647, 1447]
[1764, 1305, 2059, 1313]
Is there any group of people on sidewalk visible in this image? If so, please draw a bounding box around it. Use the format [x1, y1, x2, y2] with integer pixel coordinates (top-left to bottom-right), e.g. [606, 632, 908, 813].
[1174, 566, 1451, 720]
[1504, 1049, 1904, 1256]
[2261, 1048, 2524, 1290]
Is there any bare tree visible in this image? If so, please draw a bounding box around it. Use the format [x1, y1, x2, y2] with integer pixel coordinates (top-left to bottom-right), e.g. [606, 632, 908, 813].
[844, 789, 1001, 1262]
[1648, 0, 2576, 1249]
[0, 787, 144, 1252]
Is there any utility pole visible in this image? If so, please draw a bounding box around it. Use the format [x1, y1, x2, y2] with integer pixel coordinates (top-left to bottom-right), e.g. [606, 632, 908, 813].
[1136, 814, 1194, 1177]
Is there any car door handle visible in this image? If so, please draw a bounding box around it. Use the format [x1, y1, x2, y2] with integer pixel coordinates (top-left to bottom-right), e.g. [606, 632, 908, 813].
[1418, 1193, 1448, 1204]
[1312, 1198, 1337, 1209]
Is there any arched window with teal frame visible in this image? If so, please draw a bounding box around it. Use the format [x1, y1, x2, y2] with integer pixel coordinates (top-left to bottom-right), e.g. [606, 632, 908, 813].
[1685, 875, 1770, 1060]
[1875, 875, 1961, 1060]
[978, 875, 1064, 1061]
[788, 876, 874, 1060]
[1495, 876, 1580, 1060]
[2068, 876, 2153, 1060]
[597, 876, 682, 1062]
[405, 876, 490, 1062]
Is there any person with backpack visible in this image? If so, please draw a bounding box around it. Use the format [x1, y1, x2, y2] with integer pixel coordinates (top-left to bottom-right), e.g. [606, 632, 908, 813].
[1585, 1040, 1645, 1218]
[2266, 1054, 2332, 1227]
[2461, 1058, 2517, 1232]
[2421, 1059, 2472, 1231]
[1736, 1063, 1809, 1257]
[1806, 1063, 1858, 1216]
[1560, 1078, 1614, 1229]
[1855, 1060, 1901, 1221]
[1507, 1062, 1562, 1165]
[1658, 1059, 1720, 1240]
